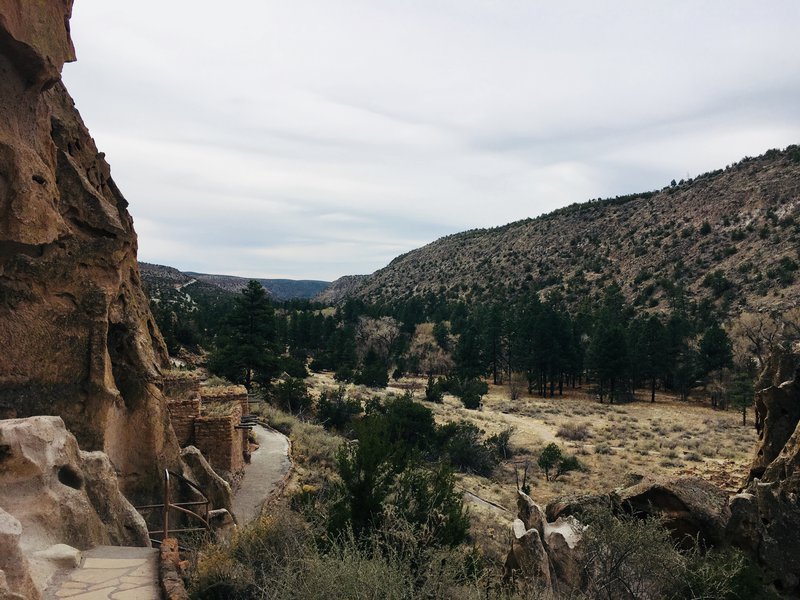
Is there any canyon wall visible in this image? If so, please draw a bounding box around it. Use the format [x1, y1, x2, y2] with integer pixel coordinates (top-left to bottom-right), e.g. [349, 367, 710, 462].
[0, 0, 181, 501]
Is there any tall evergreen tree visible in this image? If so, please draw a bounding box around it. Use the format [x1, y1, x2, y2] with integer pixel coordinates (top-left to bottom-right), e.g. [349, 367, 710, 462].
[630, 315, 667, 402]
[699, 322, 734, 375]
[208, 280, 279, 390]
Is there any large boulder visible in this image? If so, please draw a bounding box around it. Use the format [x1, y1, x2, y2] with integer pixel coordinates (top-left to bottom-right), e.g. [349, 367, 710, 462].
[614, 476, 731, 547]
[0, 416, 149, 593]
[728, 347, 800, 594]
[750, 354, 800, 481]
[180, 446, 234, 519]
[544, 492, 613, 522]
[505, 519, 552, 591]
[544, 516, 585, 592]
[0, 0, 181, 502]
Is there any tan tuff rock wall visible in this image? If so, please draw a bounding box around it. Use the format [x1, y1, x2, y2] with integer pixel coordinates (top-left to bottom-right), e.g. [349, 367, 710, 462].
[0, 0, 181, 502]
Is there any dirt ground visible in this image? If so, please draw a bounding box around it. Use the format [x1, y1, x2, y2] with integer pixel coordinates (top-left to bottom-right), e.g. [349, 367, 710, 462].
[305, 371, 758, 564]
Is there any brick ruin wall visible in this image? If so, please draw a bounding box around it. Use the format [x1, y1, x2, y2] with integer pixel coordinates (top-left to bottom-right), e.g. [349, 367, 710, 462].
[162, 371, 203, 401]
[194, 403, 245, 489]
[161, 381, 249, 488]
[166, 397, 201, 447]
[199, 385, 249, 417]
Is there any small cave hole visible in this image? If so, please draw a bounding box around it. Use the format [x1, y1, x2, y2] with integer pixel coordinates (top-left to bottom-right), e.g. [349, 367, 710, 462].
[0, 444, 11, 463]
[57, 465, 83, 490]
[32, 174, 46, 185]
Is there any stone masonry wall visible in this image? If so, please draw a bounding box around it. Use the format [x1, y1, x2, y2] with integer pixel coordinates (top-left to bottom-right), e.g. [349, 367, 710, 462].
[199, 385, 249, 417]
[194, 404, 244, 489]
[162, 371, 202, 402]
[166, 398, 201, 447]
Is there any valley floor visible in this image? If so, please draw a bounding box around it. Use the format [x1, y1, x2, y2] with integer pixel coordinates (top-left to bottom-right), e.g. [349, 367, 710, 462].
[305, 372, 757, 563]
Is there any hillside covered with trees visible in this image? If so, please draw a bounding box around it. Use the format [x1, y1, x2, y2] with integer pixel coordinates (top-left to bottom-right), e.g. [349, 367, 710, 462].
[326, 147, 800, 320]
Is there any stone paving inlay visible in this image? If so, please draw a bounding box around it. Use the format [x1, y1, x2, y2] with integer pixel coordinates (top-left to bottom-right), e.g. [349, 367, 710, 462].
[47, 546, 160, 600]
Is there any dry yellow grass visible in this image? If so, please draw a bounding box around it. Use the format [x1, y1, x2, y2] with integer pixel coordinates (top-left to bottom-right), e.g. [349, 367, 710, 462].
[303, 371, 757, 559]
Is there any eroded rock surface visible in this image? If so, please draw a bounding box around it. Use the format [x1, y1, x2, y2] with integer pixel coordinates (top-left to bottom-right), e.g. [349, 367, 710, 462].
[0, 508, 37, 600]
[732, 348, 800, 593]
[614, 476, 731, 547]
[505, 491, 585, 595]
[0, 416, 148, 596]
[180, 445, 234, 518]
[0, 0, 181, 500]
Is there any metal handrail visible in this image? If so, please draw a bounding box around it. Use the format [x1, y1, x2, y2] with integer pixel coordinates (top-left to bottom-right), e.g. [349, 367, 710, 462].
[134, 469, 211, 545]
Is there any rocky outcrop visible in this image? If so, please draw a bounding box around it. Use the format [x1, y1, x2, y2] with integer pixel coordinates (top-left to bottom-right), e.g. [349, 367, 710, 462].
[727, 348, 800, 593]
[614, 476, 731, 547]
[508, 347, 800, 596]
[180, 445, 234, 518]
[0, 508, 37, 600]
[0, 416, 149, 596]
[0, 0, 181, 500]
[504, 491, 585, 595]
[750, 349, 800, 484]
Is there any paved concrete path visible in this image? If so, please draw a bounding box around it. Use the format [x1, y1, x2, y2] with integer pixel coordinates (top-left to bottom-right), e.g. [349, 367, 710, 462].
[232, 424, 291, 523]
[46, 546, 159, 600]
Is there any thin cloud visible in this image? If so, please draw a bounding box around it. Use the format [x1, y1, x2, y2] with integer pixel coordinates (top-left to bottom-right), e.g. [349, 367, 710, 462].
[63, 0, 800, 281]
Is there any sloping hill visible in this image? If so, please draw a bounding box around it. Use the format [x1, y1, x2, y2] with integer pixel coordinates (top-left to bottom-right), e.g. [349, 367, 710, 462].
[314, 274, 370, 304]
[138, 263, 330, 302]
[185, 272, 330, 301]
[334, 147, 800, 314]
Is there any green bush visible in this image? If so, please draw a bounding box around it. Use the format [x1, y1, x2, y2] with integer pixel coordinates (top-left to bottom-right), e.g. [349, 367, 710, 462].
[279, 355, 309, 378]
[537, 443, 583, 481]
[450, 378, 488, 410]
[437, 420, 496, 476]
[272, 377, 313, 414]
[317, 386, 362, 431]
[424, 374, 444, 403]
[486, 426, 515, 460]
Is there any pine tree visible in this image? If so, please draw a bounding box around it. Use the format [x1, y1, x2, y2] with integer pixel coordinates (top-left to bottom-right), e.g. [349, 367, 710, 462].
[207, 280, 279, 390]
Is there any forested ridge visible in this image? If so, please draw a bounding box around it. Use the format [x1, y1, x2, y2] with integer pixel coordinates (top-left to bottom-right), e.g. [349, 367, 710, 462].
[323, 146, 800, 319]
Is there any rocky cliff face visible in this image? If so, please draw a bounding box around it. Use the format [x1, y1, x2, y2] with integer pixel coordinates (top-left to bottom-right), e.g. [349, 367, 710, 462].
[0, 0, 181, 500]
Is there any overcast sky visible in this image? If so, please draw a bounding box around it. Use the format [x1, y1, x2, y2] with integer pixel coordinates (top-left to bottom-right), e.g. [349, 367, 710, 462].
[62, 1, 800, 281]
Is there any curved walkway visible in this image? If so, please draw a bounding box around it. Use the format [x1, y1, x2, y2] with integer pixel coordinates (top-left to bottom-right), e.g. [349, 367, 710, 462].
[232, 424, 291, 523]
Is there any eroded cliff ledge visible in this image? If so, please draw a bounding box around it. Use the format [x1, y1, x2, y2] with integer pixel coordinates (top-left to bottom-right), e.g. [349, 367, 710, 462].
[0, 0, 181, 501]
